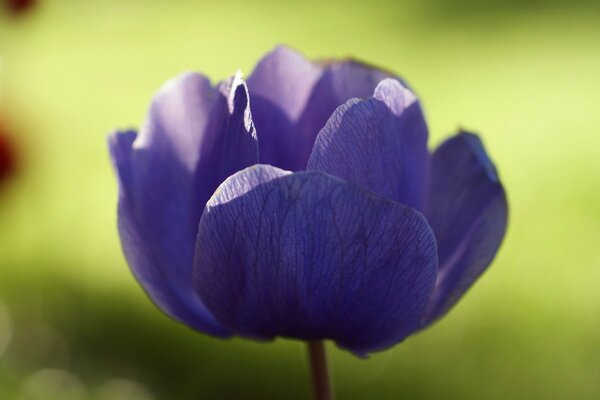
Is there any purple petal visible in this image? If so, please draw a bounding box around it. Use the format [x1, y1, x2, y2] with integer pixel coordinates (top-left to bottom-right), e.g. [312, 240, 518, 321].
[246, 46, 322, 171]
[420, 132, 508, 327]
[193, 165, 438, 354]
[108, 72, 258, 336]
[247, 46, 396, 171]
[306, 79, 429, 210]
[304, 58, 397, 118]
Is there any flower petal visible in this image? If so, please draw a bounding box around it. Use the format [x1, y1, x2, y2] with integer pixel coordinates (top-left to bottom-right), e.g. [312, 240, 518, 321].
[307, 58, 398, 115]
[306, 79, 429, 210]
[247, 46, 396, 171]
[420, 132, 508, 327]
[193, 165, 438, 354]
[246, 46, 322, 171]
[108, 72, 258, 336]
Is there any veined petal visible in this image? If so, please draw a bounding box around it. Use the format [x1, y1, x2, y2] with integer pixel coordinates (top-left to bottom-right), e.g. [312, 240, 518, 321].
[108, 72, 258, 336]
[307, 79, 429, 210]
[421, 132, 508, 327]
[247, 46, 397, 171]
[193, 165, 438, 354]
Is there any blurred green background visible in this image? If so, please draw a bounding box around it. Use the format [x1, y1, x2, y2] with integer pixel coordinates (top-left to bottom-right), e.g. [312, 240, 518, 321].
[0, 0, 599, 399]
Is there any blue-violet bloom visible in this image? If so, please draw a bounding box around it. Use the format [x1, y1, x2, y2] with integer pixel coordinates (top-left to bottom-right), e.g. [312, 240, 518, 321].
[109, 46, 508, 356]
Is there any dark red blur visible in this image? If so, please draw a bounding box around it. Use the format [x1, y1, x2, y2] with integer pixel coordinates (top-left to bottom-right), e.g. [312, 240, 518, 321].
[5, 0, 36, 15]
[0, 131, 16, 183]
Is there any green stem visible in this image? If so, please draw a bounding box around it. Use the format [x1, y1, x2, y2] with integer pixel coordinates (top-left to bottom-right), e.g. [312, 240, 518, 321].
[307, 340, 334, 400]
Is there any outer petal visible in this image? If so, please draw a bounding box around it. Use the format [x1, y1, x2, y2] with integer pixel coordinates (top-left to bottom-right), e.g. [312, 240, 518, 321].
[420, 132, 508, 327]
[307, 79, 429, 210]
[193, 165, 438, 354]
[108, 72, 258, 336]
[247, 46, 396, 171]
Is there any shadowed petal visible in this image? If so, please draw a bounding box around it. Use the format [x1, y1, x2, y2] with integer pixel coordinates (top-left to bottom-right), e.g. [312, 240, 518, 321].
[302, 58, 397, 126]
[247, 46, 322, 171]
[294, 61, 398, 169]
[307, 79, 429, 210]
[247, 46, 397, 171]
[421, 132, 508, 327]
[193, 165, 438, 354]
[108, 72, 258, 336]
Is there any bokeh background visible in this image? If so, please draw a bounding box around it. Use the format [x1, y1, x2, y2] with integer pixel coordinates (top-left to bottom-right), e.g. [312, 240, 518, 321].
[0, 0, 599, 399]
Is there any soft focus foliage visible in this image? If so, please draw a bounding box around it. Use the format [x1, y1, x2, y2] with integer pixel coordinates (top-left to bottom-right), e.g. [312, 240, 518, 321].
[0, 1, 599, 399]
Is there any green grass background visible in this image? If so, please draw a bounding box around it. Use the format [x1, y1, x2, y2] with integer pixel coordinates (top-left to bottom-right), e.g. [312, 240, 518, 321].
[0, 0, 599, 398]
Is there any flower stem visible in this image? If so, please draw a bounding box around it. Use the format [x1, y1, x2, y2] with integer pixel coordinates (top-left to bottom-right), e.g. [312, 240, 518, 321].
[307, 340, 334, 400]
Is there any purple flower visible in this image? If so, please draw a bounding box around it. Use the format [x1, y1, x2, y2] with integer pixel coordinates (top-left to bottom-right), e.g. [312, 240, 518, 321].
[109, 46, 508, 356]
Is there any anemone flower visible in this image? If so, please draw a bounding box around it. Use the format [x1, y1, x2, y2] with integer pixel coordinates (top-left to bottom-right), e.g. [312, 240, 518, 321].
[109, 46, 508, 400]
